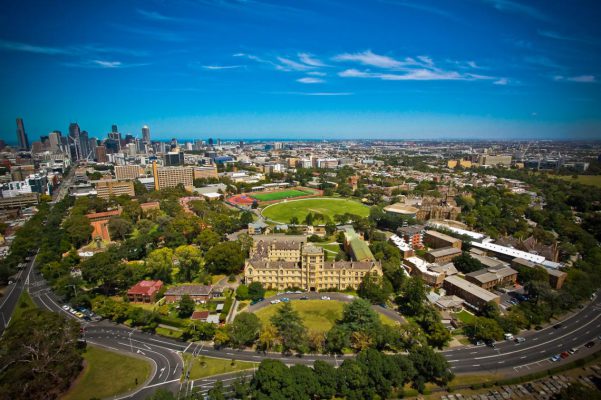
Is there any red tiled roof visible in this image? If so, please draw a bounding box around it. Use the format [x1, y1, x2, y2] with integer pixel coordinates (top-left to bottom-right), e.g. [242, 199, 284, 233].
[191, 311, 210, 320]
[128, 280, 163, 296]
[86, 209, 122, 219]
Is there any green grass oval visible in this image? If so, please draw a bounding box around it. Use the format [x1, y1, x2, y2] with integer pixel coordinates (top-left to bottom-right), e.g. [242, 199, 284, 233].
[261, 197, 369, 224]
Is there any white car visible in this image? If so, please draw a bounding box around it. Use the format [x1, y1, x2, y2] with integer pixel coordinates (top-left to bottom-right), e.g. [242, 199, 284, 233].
[321, 296, 331, 300]
[62, 305, 70, 311]
[270, 299, 281, 304]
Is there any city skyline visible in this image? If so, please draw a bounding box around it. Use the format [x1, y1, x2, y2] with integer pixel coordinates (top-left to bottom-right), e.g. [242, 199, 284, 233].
[1, 0, 600, 141]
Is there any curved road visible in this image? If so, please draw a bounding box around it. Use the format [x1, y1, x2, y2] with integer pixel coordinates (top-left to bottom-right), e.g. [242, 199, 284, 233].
[21, 262, 601, 398]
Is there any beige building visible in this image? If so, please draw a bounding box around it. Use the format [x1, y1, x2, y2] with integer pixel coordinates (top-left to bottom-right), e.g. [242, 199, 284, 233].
[115, 165, 143, 180]
[152, 163, 194, 190]
[244, 238, 382, 291]
[95, 180, 135, 199]
[193, 165, 218, 180]
[424, 230, 462, 249]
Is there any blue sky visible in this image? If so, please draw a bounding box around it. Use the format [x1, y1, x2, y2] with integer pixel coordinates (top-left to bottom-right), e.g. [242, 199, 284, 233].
[0, 0, 600, 142]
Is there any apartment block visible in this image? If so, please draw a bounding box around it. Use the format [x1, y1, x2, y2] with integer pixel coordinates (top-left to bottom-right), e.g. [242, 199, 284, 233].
[152, 163, 194, 190]
[95, 180, 135, 199]
[115, 165, 143, 180]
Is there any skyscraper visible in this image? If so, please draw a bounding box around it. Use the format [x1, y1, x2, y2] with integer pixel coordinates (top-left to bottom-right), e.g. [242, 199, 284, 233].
[142, 125, 150, 144]
[80, 130, 90, 160]
[112, 124, 118, 133]
[68, 122, 81, 160]
[16, 118, 29, 150]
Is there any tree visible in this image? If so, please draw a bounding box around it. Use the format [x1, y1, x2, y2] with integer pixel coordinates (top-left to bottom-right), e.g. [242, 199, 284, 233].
[174, 245, 203, 282]
[340, 298, 381, 333]
[313, 361, 338, 398]
[207, 381, 226, 400]
[205, 241, 245, 275]
[194, 229, 221, 253]
[0, 309, 83, 400]
[357, 273, 392, 304]
[229, 313, 262, 348]
[258, 325, 278, 352]
[251, 359, 296, 400]
[325, 221, 337, 236]
[240, 211, 254, 225]
[326, 324, 350, 354]
[248, 282, 266, 301]
[236, 284, 250, 300]
[398, 277, 427, 316]
[453, 253, 486, 273]
[270, 302, 307, 354]
[108, 217, 133, 241]
[145, 248, 174, 283]
[408, 346, 454, 392]
[63, 214, 93, 247]
[178, 294, 195, 318]
[464, 317, 504, 342]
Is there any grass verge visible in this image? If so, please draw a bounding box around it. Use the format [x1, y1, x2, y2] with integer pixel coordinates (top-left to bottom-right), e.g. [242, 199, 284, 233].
[61, 345, 151, 400]
[183, 354, 257, 380]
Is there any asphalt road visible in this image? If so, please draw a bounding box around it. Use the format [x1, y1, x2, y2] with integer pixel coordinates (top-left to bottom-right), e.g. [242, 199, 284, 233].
[21, 264, 601, 398]
[0, 251, 37, 335]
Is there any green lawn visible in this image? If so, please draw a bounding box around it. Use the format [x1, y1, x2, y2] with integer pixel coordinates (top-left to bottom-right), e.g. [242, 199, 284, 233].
[10, 291, 37, 324]
[253, 300, 396, 333]
[314, 243, 341, 260]
[62, 346, 152, 400]
[555, 175, 601, 188]
[262, 198, 370, 224]
[251, 189, 312, 202]
[454, 309, 476, 324]
[183, 354, 257, 380]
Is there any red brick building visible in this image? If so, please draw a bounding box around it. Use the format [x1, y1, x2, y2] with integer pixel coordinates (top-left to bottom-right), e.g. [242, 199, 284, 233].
[164, 285, 214, 304]
[127, 280, 164, 303]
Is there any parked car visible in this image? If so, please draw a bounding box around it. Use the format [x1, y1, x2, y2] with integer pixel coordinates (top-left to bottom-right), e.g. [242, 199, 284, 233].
[62, 305, 70, 311]
[560, 351, 570, 359]
[550, 354, 561, 362]
[270, 299, 281, 304]
[504, 333, 514, 340]
[514, 337, 526, 343]
[553, 323, 563, 329]
[475, 340, 485, 346]
[321, 296, 331, 300]
[294, 291, 303, 294]
[585, 341, 595, 348]
[300, 296, 309, 300]
[281, 297, 290, 302]
[568, 348, 578, 355]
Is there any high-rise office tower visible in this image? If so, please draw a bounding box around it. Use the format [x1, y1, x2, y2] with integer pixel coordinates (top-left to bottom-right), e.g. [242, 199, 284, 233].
[142, 125, 150, 144]
[96, 145, 108, 162]
[16, 118, 29, 150]
[69, 122, 81, 160]
[208, 138, 214, 146]
[112, 124, 118, 133]
[80, 130, 90, 160]
[48, 130, 61, 151]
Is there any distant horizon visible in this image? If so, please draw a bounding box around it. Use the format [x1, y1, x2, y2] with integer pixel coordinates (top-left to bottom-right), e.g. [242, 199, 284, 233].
[1, 1, 600, 141]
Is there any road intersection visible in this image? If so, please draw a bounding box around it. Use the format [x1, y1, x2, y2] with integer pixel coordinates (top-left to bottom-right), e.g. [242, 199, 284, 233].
[9, 257, 601, 398]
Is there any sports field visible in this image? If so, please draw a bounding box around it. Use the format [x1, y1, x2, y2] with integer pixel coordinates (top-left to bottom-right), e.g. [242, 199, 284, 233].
[251, 189, 312, 202]
[262, 197, 369, 224]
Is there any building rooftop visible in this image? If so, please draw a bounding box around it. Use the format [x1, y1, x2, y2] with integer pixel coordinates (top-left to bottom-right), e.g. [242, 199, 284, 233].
[444, 275, 500, 303]
[165, 285, 213, 296]
[427, 247, 462, 257]
[471, 240, 546, 264]
[127, 280, 163, 296]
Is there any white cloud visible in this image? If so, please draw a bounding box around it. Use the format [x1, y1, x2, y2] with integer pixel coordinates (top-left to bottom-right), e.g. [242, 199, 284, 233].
[297, 77, 324, 84]
[493, 78, 509, 85]
[0, 39, 71, 55]
[92, 60, 123, 68]
[277, 56, 314, 71]
[554, 75, 596, 83]
[301, 92, 353, 96]
[307, 71, 326, 76]
[136, 9, 180, 21]
[333, 50, 405, 69]
[298, 53, 326, 67]
[482, 0, 550, 21]
[202, 65, 241, 70]
[339, 68, 497, 82]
